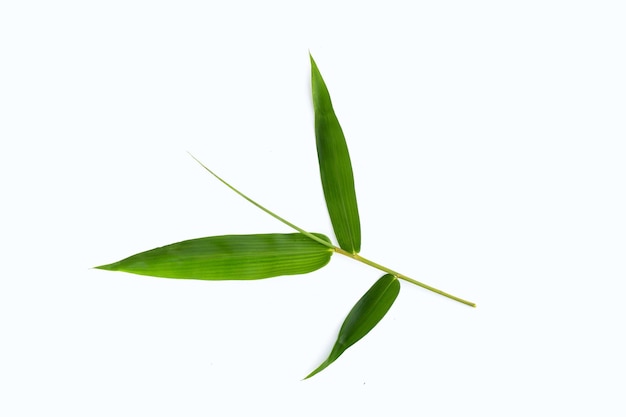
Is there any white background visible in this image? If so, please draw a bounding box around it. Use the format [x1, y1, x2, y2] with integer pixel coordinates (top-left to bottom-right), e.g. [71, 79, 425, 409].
[1, 1, 625, 415]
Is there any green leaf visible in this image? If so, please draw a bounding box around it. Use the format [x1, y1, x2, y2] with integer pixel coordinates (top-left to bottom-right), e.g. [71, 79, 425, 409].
[95, 233, 333, 280]
[310, 54, 361, 254]
[305, 274, 400, 379]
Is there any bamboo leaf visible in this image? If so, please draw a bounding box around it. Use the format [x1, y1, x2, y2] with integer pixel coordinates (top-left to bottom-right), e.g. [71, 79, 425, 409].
[310, 54, 361, 254]
[305, 274, 400, 379]
[95, 233, 333, 280]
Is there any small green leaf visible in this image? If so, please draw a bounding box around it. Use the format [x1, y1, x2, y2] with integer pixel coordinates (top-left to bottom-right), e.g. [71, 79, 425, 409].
[96, 233, 333, 280]
[305, 274, 400, 379]
[310, 54, 361, 254]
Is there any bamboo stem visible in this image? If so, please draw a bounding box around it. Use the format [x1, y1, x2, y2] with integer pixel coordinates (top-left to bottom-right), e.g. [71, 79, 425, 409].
[190, 153, 476, 308]
[334, 247, 475, 307]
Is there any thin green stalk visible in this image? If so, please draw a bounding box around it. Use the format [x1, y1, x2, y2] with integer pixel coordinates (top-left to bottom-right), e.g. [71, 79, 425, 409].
[188, 153, 333, 250]
[334, 247, 475, 307]
[190, 153, 476, 308]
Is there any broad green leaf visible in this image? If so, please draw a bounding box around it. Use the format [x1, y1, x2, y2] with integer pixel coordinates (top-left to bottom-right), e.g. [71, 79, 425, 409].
[310, 54, 361, 254]
[305, 274, 400, 379]
[96, 233, 333, 280]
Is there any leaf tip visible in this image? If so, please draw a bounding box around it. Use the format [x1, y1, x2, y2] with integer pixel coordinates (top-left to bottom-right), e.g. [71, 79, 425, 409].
[93, 262, 117, 271]
[303, 360, 331, 380]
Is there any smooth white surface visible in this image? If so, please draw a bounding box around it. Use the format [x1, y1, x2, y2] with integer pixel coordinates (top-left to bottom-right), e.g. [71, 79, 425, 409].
[1, 1, 625, 415]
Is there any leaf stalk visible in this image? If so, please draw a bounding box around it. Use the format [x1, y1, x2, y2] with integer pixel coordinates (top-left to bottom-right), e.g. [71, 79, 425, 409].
[190, 153, 475, 308]
[334, 247, 475, 307]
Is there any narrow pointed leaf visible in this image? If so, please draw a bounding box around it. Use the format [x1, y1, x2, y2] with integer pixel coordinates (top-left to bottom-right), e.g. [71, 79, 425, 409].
[305, 274, 400, 379]
[310, 54, 361, 254]
[96, 233, 333, 280]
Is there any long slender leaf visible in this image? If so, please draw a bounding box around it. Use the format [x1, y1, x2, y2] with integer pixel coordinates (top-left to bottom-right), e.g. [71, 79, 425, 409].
[310, 54, 361, 254]
[95, 233, 333, 280]
[305, 274, 400, 379]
